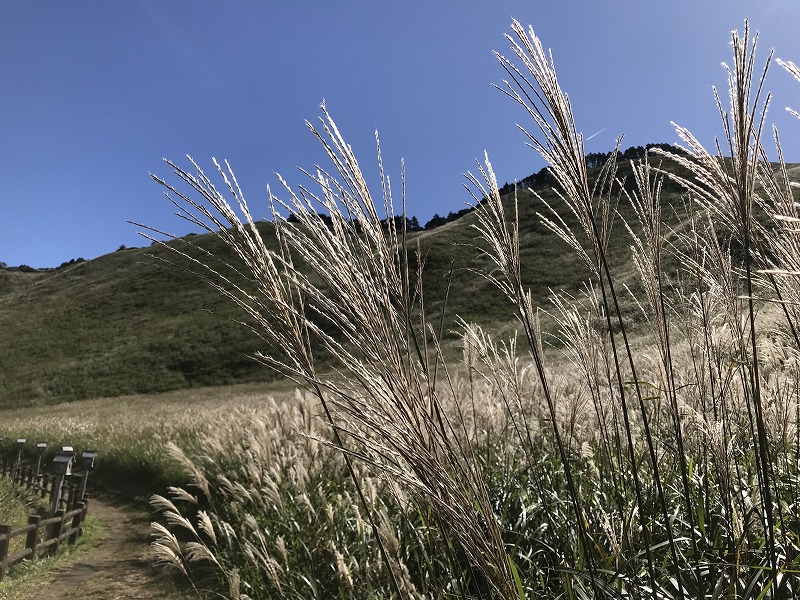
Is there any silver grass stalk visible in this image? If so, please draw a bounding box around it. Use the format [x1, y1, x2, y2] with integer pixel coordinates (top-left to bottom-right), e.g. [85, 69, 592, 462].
[490, 19, 683, 593]
[657, 21, 779, 577]
[143, 105, 520, 598]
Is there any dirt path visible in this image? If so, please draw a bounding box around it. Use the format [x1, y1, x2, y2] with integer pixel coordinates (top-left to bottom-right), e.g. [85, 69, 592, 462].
[22, 496, 196, 600]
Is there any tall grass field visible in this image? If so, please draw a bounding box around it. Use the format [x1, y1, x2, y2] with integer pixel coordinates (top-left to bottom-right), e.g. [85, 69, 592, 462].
[5, 18, 800, 600]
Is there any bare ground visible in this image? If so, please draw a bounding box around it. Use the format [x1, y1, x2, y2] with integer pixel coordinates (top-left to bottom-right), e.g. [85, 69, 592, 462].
[20, 496, 196, 600]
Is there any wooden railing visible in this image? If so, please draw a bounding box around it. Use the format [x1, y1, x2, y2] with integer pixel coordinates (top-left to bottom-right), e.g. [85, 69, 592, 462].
[0, 501, 88, 579]
[0, 448, 94, 581]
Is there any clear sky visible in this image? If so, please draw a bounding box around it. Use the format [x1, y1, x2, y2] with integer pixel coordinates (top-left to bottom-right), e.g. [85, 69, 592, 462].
[2, 1, 800, 268]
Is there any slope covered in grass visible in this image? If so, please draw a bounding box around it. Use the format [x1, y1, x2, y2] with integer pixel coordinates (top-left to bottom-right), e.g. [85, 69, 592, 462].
[0, 157, 701, 409]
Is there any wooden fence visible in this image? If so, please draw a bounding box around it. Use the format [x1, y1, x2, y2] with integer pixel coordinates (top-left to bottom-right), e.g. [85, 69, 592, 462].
[0, 461, 84, 510]
[0, 502, 88, 580]
[0, 446, 94, 581]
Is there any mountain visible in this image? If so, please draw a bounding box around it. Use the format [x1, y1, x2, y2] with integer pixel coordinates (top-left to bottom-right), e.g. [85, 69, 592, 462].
[0, 155, 704, 408]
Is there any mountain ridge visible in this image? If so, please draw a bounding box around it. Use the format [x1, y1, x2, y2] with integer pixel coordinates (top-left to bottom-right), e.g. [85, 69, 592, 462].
[0, 150, 740, 408]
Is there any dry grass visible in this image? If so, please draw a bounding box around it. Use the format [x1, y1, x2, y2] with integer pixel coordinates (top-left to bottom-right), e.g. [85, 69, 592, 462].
[5, 16, 800, 600]
[0, 383, 298, 497]
[141, 18, 800, 599]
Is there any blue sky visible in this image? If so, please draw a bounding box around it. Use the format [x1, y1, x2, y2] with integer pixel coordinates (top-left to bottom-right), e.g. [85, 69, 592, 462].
[2, 2, 800, 268]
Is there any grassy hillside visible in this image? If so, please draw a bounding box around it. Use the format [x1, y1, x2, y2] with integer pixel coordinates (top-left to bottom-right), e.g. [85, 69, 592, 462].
[0, 238, 273, 407]
[0, 158, 697, 409]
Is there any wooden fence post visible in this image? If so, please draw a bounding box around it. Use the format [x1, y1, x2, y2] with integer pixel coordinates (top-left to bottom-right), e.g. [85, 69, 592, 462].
[14, 440, 25, 481]
[49, 473, 65, 515]
[69, 502, 85, 544]
[62, 482, 72, 511]
[50, 452, 74, 513]
[0, 524, 11, 581]
[80, 495, 89, 533]
[82, 495, 89, 519]
[51, 509, 65, 555]
[65, 482, 76, 510]
[26, 515, 40, 560]
[34, 443, 46, 482]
